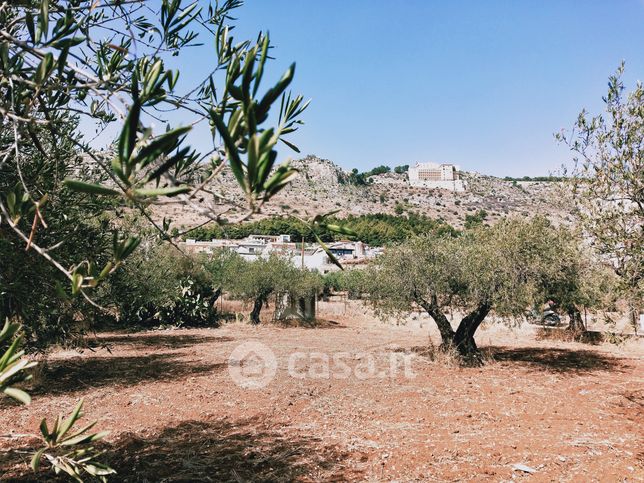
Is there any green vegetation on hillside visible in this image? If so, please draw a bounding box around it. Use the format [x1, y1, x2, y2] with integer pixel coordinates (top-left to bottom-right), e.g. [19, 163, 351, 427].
[394, 164, 410, 174]
[187, 213, 457, 246]
[464, 209, 489, 229]
[342, 164, 408, 185]
[503, 176, 566, 182]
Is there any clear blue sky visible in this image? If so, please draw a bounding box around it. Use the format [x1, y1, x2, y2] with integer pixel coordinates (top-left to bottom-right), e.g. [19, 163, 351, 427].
[87, 1, 644, 177]
[216, 0, 643, 177]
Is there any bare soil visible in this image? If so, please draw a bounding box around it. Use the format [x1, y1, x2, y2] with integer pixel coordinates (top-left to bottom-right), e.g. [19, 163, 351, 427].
[1, 300, 642, 482]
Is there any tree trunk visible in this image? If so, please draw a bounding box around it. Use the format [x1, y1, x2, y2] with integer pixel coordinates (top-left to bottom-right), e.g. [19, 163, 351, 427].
[567, 306, 585, 332]
[416, 295, 455, 348]
[453, 303, 491, 363]
[210, 288, 222, 310]
[415, 294, 493, 364]
[250, 295, 265, 325]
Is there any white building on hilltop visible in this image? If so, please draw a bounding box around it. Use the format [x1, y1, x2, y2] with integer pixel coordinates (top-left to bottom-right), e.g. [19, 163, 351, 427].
[408, 162, 466, 191]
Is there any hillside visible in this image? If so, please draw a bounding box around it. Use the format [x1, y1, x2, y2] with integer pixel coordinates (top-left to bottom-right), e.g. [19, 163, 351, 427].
[154, 155, 575, 231]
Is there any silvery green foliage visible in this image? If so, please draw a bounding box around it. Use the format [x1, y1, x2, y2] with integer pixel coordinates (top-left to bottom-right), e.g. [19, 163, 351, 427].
[0, 0, 308, 295]
[31, 399, 115, 482]
[0, 318, 37, 405]
[364, 217, 614, 358]
[557, 63, 643, 307]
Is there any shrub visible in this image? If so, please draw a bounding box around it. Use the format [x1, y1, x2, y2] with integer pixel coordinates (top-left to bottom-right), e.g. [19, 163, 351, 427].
[464, 209, 488, 229]
[394, 165, 409, 174]
[106, 244, 218, 328]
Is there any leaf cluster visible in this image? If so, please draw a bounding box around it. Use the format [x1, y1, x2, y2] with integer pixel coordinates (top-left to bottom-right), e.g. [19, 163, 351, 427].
[0, 318, 37, 405]
[32, 399, 115, 482]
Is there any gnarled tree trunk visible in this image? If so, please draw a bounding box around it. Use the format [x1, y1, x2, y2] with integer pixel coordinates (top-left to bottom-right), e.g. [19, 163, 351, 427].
[567, 306, 585, 332]
[417, 295, 492, 364]
[416, 295, 455, 348]
[453, 303, 491, 363]
[250, 294, 266, 325]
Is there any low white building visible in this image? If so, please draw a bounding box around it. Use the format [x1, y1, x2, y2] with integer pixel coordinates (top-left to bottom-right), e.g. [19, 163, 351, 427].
[408, 162, 466, 191]
[290, 241, 368, 273]
[183, 236, 373, 273]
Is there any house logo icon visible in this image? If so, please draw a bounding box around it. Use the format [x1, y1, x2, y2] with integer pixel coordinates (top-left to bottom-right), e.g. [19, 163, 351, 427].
[228, 341, 277, 389]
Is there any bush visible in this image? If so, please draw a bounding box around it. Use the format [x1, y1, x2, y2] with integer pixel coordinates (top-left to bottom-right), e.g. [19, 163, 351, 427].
[394, 165, 409, 174]
[322, 270, 367, 299]
[105, 244, 218, 328]
[322, 271, 345, 295]
[464, 209, 488, 229]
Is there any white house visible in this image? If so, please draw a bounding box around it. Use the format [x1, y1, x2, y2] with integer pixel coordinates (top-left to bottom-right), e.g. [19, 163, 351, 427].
[290, 241, 367, 273]
[183, 236, 373, 273]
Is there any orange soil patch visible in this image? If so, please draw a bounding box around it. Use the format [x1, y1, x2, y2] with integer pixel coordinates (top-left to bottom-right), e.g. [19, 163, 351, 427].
[1, 302, 643, 482]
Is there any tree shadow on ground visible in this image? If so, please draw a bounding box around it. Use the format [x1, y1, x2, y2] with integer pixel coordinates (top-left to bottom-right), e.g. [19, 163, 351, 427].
[271, 318, 347, 329]
[616, 389, 644, 424]
[27, 353, 226, 397]
[109, 417, 359, 482]
[534, 327, 639, 345]
[489, 346, 624, 374]
[1, 417, 360, 482]
[91, 332, 234, 351]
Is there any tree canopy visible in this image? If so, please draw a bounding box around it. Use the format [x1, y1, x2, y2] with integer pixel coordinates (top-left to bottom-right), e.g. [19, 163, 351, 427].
[0, 0, 309, 308]
[363, 216, 614, 362]
[188, 213, 457, 246]
[558, 63, 643, 320]
[225, 254, 322, 324]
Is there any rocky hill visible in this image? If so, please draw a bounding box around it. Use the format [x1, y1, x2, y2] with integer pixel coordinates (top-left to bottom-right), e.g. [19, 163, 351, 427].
[154, 155, 575, 230]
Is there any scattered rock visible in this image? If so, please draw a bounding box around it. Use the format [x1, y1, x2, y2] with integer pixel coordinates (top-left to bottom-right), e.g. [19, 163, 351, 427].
[512, 463, 537, 474]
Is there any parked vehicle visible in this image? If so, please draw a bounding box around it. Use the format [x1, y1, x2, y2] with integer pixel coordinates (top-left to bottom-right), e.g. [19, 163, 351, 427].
[526, 308, 562, 326]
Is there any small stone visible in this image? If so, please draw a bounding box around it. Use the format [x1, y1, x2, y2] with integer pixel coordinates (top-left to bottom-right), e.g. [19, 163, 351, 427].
[512, 463, 537, 474]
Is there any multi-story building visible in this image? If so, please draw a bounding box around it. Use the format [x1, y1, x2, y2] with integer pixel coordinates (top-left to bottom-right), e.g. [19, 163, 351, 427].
[408, 162, 466, 191]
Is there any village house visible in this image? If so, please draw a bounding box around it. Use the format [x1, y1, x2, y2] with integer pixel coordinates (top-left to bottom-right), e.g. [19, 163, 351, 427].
[182, 236, 374, 272]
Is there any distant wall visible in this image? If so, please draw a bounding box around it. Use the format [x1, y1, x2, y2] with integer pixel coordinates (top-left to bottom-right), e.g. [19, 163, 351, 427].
[408, 179, 467, 192]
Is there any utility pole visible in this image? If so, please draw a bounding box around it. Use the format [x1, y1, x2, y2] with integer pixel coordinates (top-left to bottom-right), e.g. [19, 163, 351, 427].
[301, 236, 305, 269]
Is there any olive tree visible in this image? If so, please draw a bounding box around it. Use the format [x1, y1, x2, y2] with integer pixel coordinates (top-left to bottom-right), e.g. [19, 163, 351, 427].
[226, 254, 295, 324]
[0, 114, 119, 347]
[557, 63, 643, 325]
[365, 217, 611, 363]
[535, 228, 617, 332]
[201, 247, 245, 305]
[0, 1, 312, 479]
[287, 268, 324, 301]
[0, 0, 308, 303]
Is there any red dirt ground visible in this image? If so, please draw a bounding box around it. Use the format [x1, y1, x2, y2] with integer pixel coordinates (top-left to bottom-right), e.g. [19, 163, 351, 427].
[1, 301, 643, 482]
